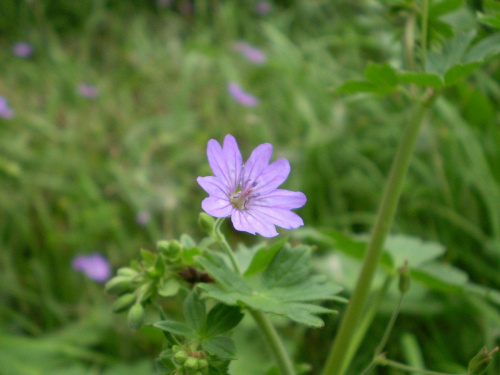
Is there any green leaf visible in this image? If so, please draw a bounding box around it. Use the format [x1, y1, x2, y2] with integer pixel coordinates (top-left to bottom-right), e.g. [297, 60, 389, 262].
[181, 247, 202, 265]
[334, 80, 377, 95]
[430, 0, 464, 17]
[153, 320, 197, 339]
[464, 33, 500, 63]
[425, 31, 476, 75]
[244, 238, 287, 277]
[263, 245, 311, 287]
[184, 291, 206, 333]
[384, 235, 445, 268]
[202, 337, 237, 359]
[180, 233, 196, 248]
[444, 62, 481, 85]
[204, 304, 244, 337]
[196, 252, 253, 294]
[157, 278, 180, 297]
[396, 71, 444, 88]
[364, 62, 398, 88]
[478, 13, 500, 29]
[197, 246, 344, 327]
[411, 262, 469, 292]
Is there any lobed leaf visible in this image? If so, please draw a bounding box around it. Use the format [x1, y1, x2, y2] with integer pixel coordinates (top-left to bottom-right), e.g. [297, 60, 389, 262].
[204, 304, 244, 338]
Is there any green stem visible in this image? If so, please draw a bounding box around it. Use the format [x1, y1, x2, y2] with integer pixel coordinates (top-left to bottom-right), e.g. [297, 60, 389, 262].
[379, 358, 466, 375]
[213, 218, 241, 274]
[339, 275, 394, 375]
[360, 292, 404, 375]
[213, 218, 295, 375]
[320, 93, 434, 375]
[250, 309, 296, 375]
[421, 0, 429, 68]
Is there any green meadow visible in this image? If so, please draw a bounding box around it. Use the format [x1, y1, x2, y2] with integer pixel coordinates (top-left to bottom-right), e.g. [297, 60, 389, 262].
[1, 0, 499, 374]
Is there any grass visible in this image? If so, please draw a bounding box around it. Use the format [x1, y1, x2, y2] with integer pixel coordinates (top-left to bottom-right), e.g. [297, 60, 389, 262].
[1, 0, 500, 374]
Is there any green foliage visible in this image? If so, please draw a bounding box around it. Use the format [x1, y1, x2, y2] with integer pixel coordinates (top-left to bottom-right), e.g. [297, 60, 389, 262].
[197, 245, 345, 327]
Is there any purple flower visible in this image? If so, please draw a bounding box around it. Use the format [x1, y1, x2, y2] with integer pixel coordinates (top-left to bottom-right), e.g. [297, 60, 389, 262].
[197, 134, 306, 237]
[233, 41, 267, 64]
[227, 82, 259, 107]
[0, 96, 14, 119]
[12, 42, 33, 58]
[136, 210, 151, 226]
[72, 253, 111, 282]
[77, 83, 99, 99]
[255, 1, 272, 15]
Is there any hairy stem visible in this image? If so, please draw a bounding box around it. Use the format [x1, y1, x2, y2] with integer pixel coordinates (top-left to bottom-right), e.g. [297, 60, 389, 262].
[320, 92, 434, 375]
[213, 218, 241, 274]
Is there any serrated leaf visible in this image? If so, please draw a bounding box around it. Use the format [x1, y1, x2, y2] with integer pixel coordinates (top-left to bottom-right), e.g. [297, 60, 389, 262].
[244, 238, 287, 277]
[396, 71, 444, 88]
[157, 278, 180, 297]
[197, 246, 344, 327]
[153, 321, 197, 338]
[204, 304, 244, 337]
[263, 245, 311, 287]
[426, 31, 476, 75]
[184, 292, 206, 333]
[202, 336, 237, 359]
[196, 252, 253, 294]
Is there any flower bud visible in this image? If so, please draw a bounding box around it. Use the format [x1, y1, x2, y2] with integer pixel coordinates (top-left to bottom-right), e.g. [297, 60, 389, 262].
[398, 260, 410, 294]
[157, 240, 170, 254]
[184, 356, 199, 370]
[112, 293, 137, 313]
[198, 212, 215, 234]
[174, 350, 190, 365]
[105, 276, 134, 295]
[198, 359, 208, 368]
[127, 303, 145, 329]
[468, 346, 498, 375]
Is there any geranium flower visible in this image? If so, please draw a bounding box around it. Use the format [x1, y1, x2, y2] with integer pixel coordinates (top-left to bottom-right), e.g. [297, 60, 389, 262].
[12, 42, 33, 58]
[233, 41, 267, 64]
[197, 134, 306, 237]
[0, 96, 14, 119]
[72, 253, 111, 282]
[227, 82, 259, 107]
[77, 83, 99, 99]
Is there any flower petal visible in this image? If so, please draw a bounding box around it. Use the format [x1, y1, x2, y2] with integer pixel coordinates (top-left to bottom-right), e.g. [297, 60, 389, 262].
[250, 189, 306, 209]
[231, 210, 278, 237]
[250, 207, 304, 230]
[206, 135, 241, 192]
[197, 176, 229, 199]
[252, 158, 290, 194]
[241, 143, 273, 189]
[222, 134, 243, 191]
[201, 197, 233, 218]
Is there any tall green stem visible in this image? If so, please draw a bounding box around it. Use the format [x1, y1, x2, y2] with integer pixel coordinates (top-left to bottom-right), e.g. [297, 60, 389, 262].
[250, 309, 296, 375]
[213, 218, 295, 375]
[320, 93, 434, 375]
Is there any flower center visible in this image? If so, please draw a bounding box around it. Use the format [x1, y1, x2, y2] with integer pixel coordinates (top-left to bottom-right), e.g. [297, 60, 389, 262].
[230, 179, 259, 210]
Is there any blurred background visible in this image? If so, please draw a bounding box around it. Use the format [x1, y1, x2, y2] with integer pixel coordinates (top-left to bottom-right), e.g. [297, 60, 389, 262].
[1, 0, 499, 374]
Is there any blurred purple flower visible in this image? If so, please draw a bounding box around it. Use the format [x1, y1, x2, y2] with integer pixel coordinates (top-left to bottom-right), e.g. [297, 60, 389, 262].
[0, 96, 14, 119]
[227, 82, 259, 107]
[255, 1, 272, 15]
[136, 210, 151, 226]
[72, 253, 111, 282]
[77, 83, 99, 99]
[197, 134, 307, 237]
[12, 42, 33, 58]
[233, 41, 267, 64]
